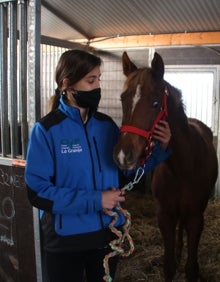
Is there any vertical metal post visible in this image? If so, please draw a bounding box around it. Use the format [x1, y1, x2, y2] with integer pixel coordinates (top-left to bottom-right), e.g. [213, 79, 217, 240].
[0, 2, 9, 156]
[27, 0, 41, 130]
[27, 2, 43, 281]
[214, 68, 220, 197]
[18, 0, 28, 159]
[8, 0, 18, 158]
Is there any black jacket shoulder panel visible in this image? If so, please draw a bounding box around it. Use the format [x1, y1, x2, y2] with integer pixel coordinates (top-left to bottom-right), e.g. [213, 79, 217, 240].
[94, 111, 114, 123]
[39, 109, 67, 131]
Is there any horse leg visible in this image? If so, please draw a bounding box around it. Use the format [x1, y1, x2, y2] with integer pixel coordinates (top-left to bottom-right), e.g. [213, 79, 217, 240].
[158, 211, 178, 282]
[184, 213, 204, 282]
[175, 220, 184, 263]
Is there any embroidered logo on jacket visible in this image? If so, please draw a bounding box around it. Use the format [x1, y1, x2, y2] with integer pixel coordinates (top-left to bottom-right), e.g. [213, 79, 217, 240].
[60, 138, 82, 154]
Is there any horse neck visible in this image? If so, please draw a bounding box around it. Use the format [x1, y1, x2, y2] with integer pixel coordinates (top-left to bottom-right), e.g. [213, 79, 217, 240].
[167, 99, 192, 169]
[166, 85, 189, 138]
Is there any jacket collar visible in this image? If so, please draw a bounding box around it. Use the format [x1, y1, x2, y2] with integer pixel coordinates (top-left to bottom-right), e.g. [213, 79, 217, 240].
[58, 96, 83, 123]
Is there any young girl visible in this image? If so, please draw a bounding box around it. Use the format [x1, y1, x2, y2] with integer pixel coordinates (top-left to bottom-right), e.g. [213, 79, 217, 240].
[25, 49, 171, 282]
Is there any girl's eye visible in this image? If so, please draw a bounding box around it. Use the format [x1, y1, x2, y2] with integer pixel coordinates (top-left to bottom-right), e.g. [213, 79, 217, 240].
[88, 78, 101, 84]
[153, 101, 159, 108]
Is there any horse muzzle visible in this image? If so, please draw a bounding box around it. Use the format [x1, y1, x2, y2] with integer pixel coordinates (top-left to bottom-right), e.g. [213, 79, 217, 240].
[113, 135, 146, 170]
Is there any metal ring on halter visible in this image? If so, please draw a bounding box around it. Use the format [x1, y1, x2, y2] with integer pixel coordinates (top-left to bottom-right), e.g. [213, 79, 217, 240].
[121, 165, 145, 192]
[133, 166, 145, 184]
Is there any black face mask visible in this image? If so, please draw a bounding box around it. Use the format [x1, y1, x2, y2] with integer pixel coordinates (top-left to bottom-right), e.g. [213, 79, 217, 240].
[72, 88, 101, 111]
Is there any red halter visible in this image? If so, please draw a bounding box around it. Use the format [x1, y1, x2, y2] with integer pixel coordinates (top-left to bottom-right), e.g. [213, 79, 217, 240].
[120, 87, 169, 164]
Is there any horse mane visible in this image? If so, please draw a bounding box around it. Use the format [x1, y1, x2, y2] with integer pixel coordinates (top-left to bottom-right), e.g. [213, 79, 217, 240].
[165, 81, 189, 131]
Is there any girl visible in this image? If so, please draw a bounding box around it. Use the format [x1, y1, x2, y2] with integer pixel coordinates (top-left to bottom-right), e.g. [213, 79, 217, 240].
[25, 49, 171, 282]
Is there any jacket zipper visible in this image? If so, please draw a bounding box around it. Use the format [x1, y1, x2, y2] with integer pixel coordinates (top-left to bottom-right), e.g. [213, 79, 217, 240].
[59, 125, 105, 231]
[93, 137, 102, 172]
[59, 214, 62, 229]
[84, 125, 105, 230]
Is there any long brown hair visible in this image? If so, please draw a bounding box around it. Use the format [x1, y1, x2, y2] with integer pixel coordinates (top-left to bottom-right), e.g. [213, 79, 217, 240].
[49, 49, 102, 111]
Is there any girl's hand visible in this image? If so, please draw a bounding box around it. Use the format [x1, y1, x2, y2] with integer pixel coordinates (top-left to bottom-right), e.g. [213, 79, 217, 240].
[153, 120, 171, 149]
[102, 188, 125, 209]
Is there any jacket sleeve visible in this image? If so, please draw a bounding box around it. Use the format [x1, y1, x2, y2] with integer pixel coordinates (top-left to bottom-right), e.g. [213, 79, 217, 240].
[25, 123, 102, 215]
[123, 141, 171, 176]
[142, 141, 171, 173]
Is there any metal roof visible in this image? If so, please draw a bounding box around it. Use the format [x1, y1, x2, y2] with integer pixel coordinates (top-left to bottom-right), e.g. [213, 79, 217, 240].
[41, 0, 220, 44]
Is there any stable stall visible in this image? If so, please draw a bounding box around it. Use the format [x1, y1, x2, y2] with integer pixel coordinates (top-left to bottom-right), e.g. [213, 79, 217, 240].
[0, 1, 220, 281]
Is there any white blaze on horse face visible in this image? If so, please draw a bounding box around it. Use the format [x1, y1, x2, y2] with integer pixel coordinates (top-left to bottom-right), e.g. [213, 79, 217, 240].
[117, 149, 126, 166]
[132, 84, 141, 114]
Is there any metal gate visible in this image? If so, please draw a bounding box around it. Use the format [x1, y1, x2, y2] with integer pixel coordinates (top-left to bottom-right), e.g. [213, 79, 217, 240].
[0, 1, 42, 281]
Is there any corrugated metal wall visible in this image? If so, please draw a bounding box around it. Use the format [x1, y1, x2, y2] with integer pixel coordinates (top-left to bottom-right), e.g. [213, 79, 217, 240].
[40, 45, 68, 116]
[41, 0, 220, 41]
[40, 47, 219, 135]
[164, 71, 215, 128]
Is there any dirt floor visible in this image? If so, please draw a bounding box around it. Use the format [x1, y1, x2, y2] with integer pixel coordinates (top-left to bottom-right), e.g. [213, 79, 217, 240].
[113, 189, 220, 282]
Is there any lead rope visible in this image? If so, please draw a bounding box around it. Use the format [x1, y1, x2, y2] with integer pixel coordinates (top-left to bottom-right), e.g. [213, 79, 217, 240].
[103, 166, 145, 282]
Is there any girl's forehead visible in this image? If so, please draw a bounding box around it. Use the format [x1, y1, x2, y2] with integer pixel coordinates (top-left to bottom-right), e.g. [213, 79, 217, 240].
[85, 66, 101, 78]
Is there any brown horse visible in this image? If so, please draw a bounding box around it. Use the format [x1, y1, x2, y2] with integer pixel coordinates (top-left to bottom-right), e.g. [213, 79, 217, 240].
[113, 52, 218, 282]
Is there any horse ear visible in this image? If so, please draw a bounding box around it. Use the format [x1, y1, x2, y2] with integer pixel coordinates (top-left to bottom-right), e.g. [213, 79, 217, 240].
[122, 52, 138, 76]
[151, 52, 164, 80]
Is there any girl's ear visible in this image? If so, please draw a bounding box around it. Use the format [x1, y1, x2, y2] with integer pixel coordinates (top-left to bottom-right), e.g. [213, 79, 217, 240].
[62, 78, 69, 89]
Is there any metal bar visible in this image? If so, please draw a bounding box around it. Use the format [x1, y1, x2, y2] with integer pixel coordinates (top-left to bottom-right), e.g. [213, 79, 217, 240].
[27, 2, 43, 281]
[0, 157, 12, 166]
[0, 0, 16, 3]
[18, 0, 28, 159]
[0, 2, 9, 156]
[41, 35, 87, 49]
[33, 207, 44, 282]
[34, 0, 41, 122]
[27, 0, 41, 130]
[8, 1, 18, 158]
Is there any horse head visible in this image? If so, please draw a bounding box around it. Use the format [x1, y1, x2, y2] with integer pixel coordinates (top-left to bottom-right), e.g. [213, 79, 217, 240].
[113, 52, 168, 170]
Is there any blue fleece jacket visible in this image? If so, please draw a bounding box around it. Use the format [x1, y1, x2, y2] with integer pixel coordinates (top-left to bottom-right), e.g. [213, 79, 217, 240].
[25, 97, 171, 252]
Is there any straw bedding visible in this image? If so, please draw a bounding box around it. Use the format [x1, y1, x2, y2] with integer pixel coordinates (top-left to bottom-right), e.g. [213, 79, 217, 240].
[114, 188, 220, 282]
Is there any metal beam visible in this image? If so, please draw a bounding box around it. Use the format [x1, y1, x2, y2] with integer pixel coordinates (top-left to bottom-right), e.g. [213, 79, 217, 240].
[89, 31, 220, 49]
[41, 35, 92, 50]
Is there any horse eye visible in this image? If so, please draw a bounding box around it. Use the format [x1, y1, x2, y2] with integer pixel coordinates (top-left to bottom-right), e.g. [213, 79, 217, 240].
[153, 101, 159, 108]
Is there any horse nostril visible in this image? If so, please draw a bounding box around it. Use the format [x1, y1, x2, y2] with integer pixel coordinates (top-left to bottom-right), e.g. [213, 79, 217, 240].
[113, 144, 138, 169]
[125, 149, 135, 164]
